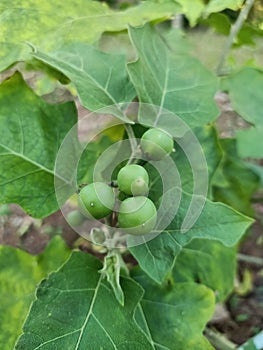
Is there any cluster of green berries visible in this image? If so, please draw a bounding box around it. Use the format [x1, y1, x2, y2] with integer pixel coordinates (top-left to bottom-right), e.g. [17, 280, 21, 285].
[69, 128, 173, 236]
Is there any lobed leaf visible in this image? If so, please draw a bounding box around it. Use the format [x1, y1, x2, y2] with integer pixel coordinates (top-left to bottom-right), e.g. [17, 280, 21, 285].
[130, 190, 253, 283]
[173, 239, 237, 301]
[127, 24, 219, 129]
[222, 68, 263, 126]
[203, 14, 263, 46]
[0, 236, 71, 350]
[236, 127, 263, 159]
[176, 0, 205, 26]
[213, 138, 260, 215]
[33, 43, 135, 122]
[0, 1, 181, 72]
[171, 125, 223, 196]
[203, 0, 243, 17]
[132, 269, 215, 350]
[222, 68, 263, 159]
[0, 73, 78, 218]
[15, 252, 154, 350]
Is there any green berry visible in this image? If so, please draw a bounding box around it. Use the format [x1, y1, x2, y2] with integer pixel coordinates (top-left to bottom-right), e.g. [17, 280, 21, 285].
[118, 196, 157, 235]
[141, 128, 173, 161]
[117, 164, 149, 196]
[66, 210, 85, 226]
[78, 182, 115, 219]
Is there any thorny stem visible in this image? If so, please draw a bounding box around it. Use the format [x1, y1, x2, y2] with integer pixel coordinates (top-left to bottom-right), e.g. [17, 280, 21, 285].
[216, 0, 255, 75]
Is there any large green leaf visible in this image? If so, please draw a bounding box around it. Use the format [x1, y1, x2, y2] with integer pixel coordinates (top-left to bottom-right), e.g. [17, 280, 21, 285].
[33, 43, 135, 122]
[173, 239, 237, 301]
[213, 138, 260, 215]
[127, 24, 219, 129]
[176, 0, 205, 26]
[202, 13, 231, 39]
[129, 190, 253, 283]
[77, 135, 116, 185]
[222, 68, 263, 126]
[202, 14, 263, 46]
[0, 236, 71, 350]
[204, 0, 243, 16]
[15, 252, 154, 350]
[0, 1, 181, 72]
[171, 125, 223, 196]
[222, 68, 263, 159]
[236, 127, 263, 159]
[0, 72, 78, 218]
[132, 269, 215, 350]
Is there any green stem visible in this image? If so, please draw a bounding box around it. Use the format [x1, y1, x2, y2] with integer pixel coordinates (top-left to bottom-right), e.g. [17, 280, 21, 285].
[238, 253, 263, 266]
[205, 328, 237, 350]
[216, 0, 255, 75]
[125, 124, 139, 165]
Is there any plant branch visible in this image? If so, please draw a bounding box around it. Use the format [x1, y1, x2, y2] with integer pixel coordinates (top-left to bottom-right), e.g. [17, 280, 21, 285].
[125, 124, 139, 165]
[238, 253, 263, 266]
[205, 328, 237, 350]
[216, 0, 255, 75]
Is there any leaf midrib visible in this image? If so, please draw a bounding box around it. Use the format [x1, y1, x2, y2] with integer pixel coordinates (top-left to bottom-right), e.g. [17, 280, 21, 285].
[31, 274, 103, 350]
[0, 143, 69, 185]
[33, 51, 121, 110]
[74, 274, 103, 349]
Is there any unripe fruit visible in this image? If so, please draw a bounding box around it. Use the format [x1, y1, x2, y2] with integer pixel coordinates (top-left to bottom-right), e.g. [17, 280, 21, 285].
[141, 128, 173, 161]
[78, 182, 115, 219]
[66, 210, 85, 226]
[118, 196, 157, 235]
[117, 164, 149, 196]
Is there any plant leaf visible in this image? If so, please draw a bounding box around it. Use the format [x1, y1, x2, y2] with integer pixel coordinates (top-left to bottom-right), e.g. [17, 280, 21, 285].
[213, 138, 260, 215]
[222, 68, 263, 126]
[222, 68, 263, 159]
[202, 13, 231, 35]
[77, 135, 116, 185]
[237, 330, 263, 350]
[130, 190, 253, 283]
[127, 24, 219, 129]
[0, 236, 71, 350]
[100, 250, 129, 306]
[15, 252, 154, 350]
[247, 163, 263, 188]
[203, 14, 263, 46]
[132, 269, 215, 350]
[0, 72, 78, 218]
[176, 0, 205, 26]
[236, 127, 263, 159]
[173, 239, 237, 301]
[204, 0, 243, 17]
[33, 43, 136, 122]
[171, 125, 223, 196]
[0, 1, 181, 72]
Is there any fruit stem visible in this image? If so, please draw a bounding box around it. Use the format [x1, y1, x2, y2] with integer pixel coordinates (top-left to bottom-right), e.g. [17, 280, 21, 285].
[125, 124, 139, 165]
[216, 0, 255, 75]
